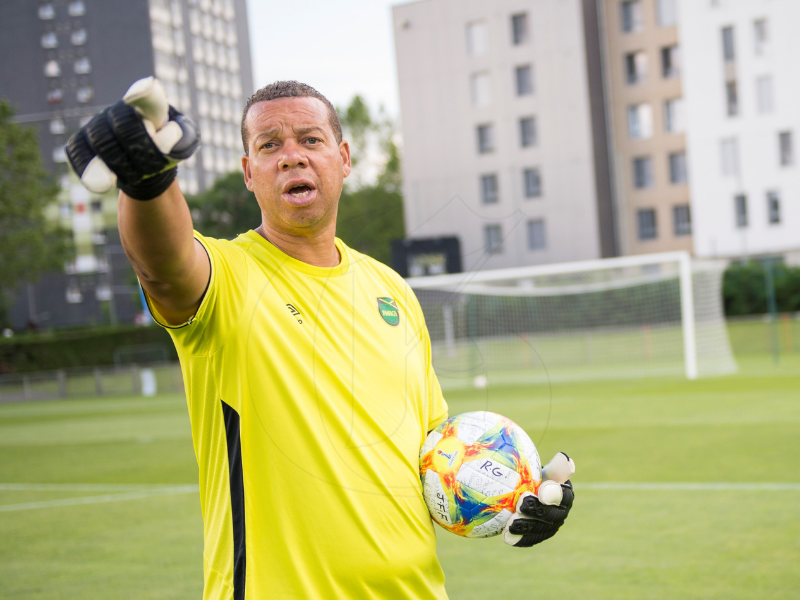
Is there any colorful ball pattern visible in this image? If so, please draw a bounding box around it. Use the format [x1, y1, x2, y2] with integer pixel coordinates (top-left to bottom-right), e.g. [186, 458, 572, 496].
[419, 411, 542, 538]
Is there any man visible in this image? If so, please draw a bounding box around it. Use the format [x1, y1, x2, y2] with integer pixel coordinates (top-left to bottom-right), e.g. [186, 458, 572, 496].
[66, 78, 573, 599]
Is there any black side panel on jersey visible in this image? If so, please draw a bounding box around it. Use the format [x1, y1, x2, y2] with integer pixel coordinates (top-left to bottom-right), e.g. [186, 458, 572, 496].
[221, 400, 246, 600]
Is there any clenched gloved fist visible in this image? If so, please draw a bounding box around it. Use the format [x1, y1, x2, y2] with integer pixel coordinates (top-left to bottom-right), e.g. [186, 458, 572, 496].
[502, 452, 575, 548]
[65, 77, 199, 200]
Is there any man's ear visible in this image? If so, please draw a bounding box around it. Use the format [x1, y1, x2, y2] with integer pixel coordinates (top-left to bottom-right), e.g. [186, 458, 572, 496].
[339, 140, 352, 179]
[242, 154, 254, 191]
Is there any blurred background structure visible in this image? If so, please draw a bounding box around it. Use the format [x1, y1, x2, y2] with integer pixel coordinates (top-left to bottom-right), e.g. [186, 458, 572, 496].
[0, 0, 253, 330]
[392, 0, 800, 274]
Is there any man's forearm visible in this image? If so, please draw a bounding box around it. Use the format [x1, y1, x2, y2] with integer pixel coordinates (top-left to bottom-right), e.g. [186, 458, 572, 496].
[118, 179, 209, 318]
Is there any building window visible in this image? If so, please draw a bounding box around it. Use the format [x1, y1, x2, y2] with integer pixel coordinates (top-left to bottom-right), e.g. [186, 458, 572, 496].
[657, 0, 677, 27]
[756, 76, 774, 114]
[90, 200, 103, 213]
[519, 117, 537, 147]
[628, 103, 653, 139]
[664, 98, 685, 132]
[71, 28, 87, 45]
[485, 224, 503, 254]
[41, 32, 58, 49]
[477, 124, 495, 154]
[661, 45, 680, 78]
[470, 72, 491, 106]
[76, 86, 93, 103]
[68, 1, 86, 17]
[466, 21, 488, 56]
[779, 132, 793, 166]
[527, 219, 546, 250]
[44, 60, 60, 77]
[767, 191, 781, 224]
[515, 65, 534, 96]
[669, 152, 688, 184]
[49, 118, 65, 134]
[523, 168, 542, 198]
[735, 194, 748, 228]
[480, 174, 499, 204]
[38, 4, 55, 19]
[621, 1, 643, 33]
[74, 57, 91, 74]
[673, 205, 691, 236]
[625, 51, 647, 85]
[52, 146, 67, 163]
[637, 209, 657, 240]
[47, 88, 63, 104]
[722, 26, 735, 62]
[726, 81, 738, 117]
[633, 157, 654, 189]
[754, 19, 768, 56]
[66, 280, 83, 304]
[720, 138, 739, 175]
[511, 13, 528, 45]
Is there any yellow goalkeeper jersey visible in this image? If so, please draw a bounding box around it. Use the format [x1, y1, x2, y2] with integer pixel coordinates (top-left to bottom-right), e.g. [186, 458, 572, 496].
[145, 230, 449, 600]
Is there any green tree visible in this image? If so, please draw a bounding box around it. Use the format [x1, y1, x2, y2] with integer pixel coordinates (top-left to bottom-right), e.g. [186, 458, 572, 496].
[0, 100, 71, 325]
[336, 96, 405, 265]
[723, 260, 800, 316]
[185, 171, 260, 239]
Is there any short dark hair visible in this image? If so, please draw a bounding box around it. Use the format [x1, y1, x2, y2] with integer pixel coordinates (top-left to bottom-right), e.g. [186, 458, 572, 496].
[240, 81, 342, 154]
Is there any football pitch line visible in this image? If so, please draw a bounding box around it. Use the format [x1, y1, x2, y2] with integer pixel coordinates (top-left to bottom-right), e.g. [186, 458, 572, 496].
[1, 482, 799, 513]
[576, 482, 800, 491]
[0, 483, 198, 512]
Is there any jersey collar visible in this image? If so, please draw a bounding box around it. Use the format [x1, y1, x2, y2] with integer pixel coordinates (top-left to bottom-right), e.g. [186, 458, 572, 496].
[244, 230, 351, 278]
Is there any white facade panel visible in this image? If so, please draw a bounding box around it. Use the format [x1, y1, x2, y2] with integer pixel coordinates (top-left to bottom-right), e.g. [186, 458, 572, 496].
[679, 0, 800, 258]
[393, 0, 603, 271]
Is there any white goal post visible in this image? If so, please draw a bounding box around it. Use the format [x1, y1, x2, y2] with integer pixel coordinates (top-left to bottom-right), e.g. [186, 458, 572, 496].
[407, 251, 737, 388]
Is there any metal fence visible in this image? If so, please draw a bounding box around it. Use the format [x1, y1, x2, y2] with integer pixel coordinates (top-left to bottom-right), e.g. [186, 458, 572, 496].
[0, 362, 184, 404]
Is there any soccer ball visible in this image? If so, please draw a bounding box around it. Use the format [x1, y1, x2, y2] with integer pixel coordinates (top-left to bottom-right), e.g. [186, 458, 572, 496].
[419, 411, 541, 538]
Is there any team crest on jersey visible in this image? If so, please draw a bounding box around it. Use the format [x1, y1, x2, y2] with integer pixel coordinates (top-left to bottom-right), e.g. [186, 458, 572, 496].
[377, 297, 400, 326]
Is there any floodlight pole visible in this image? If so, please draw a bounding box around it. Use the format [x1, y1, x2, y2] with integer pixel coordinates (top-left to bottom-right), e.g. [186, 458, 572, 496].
[679, 252, 698, 380]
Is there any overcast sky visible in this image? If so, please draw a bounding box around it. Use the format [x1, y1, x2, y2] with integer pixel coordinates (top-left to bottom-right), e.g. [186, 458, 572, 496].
[245, 0, 409, 117]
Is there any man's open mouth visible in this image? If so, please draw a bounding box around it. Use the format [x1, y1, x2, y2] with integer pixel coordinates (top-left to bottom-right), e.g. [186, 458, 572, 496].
[288, 185, 313, 198]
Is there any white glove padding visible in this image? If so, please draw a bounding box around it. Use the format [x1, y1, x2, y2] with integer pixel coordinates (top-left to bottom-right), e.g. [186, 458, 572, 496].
[502, 452, 575, 548]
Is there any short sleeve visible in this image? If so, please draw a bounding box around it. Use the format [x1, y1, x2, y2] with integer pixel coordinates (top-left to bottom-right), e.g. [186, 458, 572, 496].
[142, 231, 249, 356]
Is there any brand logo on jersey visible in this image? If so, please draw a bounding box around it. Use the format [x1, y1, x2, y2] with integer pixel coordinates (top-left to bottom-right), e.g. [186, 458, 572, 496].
[286, 303, 303, 324]
[377, 297, 399, 326]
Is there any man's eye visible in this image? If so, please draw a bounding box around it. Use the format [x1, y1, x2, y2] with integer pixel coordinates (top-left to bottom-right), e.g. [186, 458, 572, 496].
[262, 141, 276, 149]
[306, 137, 320, 144]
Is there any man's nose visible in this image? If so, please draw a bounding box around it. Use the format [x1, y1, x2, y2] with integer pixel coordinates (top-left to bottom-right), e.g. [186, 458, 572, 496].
[278, 139, 306, 170]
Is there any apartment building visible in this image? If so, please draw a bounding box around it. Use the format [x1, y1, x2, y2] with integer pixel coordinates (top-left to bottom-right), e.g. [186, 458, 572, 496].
[0, 0, 253, 329]
[599, 0, 692, 255]
[392, 0, 616, 272]
[678, 0, 800, 261]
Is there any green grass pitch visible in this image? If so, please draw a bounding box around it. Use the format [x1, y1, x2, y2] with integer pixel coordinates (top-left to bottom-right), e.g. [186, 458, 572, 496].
[1, 354, 798, 599]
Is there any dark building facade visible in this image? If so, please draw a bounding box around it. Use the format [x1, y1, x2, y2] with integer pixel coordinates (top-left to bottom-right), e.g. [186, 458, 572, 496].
[0, 0, 254, 331]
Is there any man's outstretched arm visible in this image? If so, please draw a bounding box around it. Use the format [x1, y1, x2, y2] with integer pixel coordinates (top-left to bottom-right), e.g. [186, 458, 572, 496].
[65, 77, 209, 325]
[118, 182, 209, 326]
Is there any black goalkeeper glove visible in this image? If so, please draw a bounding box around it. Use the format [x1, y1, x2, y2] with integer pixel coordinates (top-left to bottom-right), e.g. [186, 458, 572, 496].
[65, 77, 199, 200]
[502, 452, 575, 548]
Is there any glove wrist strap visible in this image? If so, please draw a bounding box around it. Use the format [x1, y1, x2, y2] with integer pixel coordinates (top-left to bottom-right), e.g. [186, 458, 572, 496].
[118, 167, 177, 201]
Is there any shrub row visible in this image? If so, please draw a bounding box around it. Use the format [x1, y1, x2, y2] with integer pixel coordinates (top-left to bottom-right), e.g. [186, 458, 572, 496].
[0, 325, 177, 374]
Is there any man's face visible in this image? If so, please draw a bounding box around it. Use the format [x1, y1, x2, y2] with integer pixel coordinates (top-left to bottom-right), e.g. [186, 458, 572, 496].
[242, 97, 351, 236]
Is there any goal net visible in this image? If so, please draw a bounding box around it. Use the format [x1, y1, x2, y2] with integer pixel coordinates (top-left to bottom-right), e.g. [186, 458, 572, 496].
[407, 252, 737, 388]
